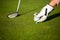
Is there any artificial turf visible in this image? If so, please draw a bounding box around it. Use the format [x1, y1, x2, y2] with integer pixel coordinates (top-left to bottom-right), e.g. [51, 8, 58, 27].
[0, 0, 60, 40]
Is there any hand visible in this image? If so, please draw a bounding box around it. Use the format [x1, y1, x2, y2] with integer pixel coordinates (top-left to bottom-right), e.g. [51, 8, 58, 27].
[34, 4, 53, 23]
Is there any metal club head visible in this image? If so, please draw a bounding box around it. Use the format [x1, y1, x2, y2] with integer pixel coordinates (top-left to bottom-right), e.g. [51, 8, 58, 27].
[8, 0, 21, 18]
[8, 12, 19, 18]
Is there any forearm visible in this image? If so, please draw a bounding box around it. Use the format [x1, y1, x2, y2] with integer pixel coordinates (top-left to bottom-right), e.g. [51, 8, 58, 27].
[49, 0, 60, 7]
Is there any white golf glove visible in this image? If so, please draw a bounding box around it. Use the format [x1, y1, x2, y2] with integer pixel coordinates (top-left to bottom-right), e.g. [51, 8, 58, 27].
[34, 4, 54, 23]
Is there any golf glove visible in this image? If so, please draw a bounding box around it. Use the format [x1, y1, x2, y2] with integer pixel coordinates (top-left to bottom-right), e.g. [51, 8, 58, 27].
[34, 4, 54, 22]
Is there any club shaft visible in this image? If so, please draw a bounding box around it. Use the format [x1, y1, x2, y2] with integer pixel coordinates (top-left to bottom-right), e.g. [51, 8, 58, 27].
[16, 0, 21, 12]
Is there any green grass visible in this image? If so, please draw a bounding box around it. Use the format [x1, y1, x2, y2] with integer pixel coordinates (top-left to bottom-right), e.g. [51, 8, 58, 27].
[0, 0, 60, 40]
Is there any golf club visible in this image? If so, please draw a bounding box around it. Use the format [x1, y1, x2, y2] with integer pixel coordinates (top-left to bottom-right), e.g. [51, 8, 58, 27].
[8, 0, 21, 18]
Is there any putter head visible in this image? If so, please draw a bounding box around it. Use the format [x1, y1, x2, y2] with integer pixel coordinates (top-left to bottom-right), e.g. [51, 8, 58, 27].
[8, 12, 19, 18]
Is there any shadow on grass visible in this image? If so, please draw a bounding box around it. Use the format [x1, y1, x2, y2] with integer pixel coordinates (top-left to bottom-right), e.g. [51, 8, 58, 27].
[15, 8, 37, 18]
[45, 12, 60, 22]
[20, 8, 37, 15]
[18, 7, 41, 16]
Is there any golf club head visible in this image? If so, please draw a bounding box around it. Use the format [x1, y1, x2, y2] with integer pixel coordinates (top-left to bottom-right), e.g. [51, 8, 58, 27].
[8, 12, 19, 18]
[8, 0, 21, 18]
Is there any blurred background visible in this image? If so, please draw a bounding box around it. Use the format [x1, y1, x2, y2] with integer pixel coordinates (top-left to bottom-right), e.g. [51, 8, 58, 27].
[0, 0, 60, 40]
